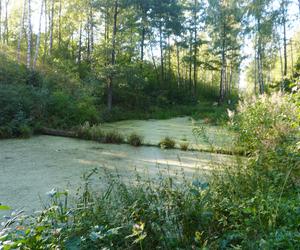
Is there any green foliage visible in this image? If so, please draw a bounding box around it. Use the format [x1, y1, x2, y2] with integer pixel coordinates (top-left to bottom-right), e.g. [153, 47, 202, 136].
[127, 133, 144, 147]
[233, 92, 299, 154]
[77, 123, 125, 144]
[0, 54, 100, 136]
[0, 84, 44, 138]
[103, 130, 125, 144]
[159, 136, 176, 149]
[77, 122, 104, 141]
[179, 142, 189, 151]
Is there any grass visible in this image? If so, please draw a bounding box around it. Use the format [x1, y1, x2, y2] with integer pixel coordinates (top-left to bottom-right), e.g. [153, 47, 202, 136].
[127, 133, 144, 147]
[102, 130, 125, 144]
[179, 142, 189, 151]
[159, 136, 176, 149]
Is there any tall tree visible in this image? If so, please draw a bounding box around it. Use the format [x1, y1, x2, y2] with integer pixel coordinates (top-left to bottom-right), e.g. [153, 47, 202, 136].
[17, 0, 27, 63]
[49, 0, 54, 54]
[27, 0, 32, 68]
[4, 0, 9, 44]
[107, 0, 119, 110]
[0, 0, 2, 42]
[33, 0, 44, 68]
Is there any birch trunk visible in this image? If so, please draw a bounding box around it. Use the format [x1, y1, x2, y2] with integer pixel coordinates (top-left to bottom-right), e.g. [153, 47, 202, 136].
[27, 0, 31, 69]
[49, 0, 54, 54]
[0, 0, 2, 42]
[17, 0, 27, 63]
[4, 0, 9, 44]
[107, 0, 118, 111]
[33, 0, 44, 69]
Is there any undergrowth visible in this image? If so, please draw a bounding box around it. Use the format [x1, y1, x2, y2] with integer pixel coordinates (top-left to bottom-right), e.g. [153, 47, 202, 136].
[1, 92, 299, 249]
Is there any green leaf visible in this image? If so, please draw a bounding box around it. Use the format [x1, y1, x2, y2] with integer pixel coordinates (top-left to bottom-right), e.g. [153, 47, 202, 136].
[0, 205, 11, 211]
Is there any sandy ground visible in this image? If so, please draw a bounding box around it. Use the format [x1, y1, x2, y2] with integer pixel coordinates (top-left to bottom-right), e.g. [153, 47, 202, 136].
[100, 117, 236, 150]
[0, 135, 234, 214]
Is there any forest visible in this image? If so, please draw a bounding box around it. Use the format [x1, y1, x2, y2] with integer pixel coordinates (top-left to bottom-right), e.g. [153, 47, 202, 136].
[0, 0, 299, 249]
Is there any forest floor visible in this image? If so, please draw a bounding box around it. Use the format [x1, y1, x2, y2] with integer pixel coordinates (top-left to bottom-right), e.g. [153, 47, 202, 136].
[0, 117, 237, 213]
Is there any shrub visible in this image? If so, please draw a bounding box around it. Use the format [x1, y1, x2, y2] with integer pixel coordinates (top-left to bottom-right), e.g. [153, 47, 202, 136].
[179, 142, 189, 151]
[19, 125, 32, 138]
[89, 125, 104, 141]
[127, 133, 144, 147]
[159, 136, 176, 149]
[77, 122, 92, 140]
[233, 92, 298, 154]
[103, 130, 124, 144]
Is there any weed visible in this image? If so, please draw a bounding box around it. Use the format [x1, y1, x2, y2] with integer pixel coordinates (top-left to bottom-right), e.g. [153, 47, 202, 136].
[159, 136, 176, 149]
[103, 130, 125, 144]
[179, 142, 189, 151]
[127, 133, 144, 147]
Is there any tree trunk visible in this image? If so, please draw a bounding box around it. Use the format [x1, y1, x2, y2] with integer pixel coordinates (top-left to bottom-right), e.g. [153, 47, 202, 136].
[254, 41, 257, 94]
[17, 0, 27, 63]
[176, 39, 181, 87]
[159, 20, 164, 82]
[27, 0, 32, 69]
[189, 34, 192, 93]
[282, 7, 287, 77]
[290, 39, 294, 76]
[58, 0, 62, 48]
[33, 0, 44, 69]
[90, 3, 94, 53]
[78, 23, 82, 63]
[149, 33, 159, 81]
[43, 0, 48, 62]
[49, 0, 54, 54]
[219, 23, 226, 102]
[0, 0, 2, 42]
[4, 0, 9, 44]
[279, 36, 284, 90]
[140, 26, 145, 63]
[257, 18, 264, 94]
[107, 0, 118, 111]
[193, 0, 198, 97]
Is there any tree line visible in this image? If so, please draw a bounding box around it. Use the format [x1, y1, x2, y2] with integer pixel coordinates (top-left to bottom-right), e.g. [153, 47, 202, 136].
[0, 0, 299, 109]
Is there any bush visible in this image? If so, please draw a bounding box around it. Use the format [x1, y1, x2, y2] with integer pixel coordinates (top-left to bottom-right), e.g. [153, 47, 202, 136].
[233, 92, 298, 154]
[19, 125, 33, 138]
[103, 130, 124, 144]
[179, 142, 189, 151]
[159, 136, 176, 149]
[127, 133, 144, 147]
[77, 122, 104, 141]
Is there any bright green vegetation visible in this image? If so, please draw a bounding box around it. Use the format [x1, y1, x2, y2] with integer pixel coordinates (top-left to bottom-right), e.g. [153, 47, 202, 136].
[1, 92, 299, 249]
